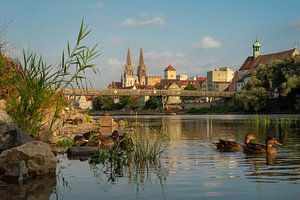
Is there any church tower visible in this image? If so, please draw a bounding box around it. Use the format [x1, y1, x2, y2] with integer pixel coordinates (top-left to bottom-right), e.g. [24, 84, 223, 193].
[253, 36, 261, 58]
[137, 48, 147, 85]
[123, 47, 135, 87]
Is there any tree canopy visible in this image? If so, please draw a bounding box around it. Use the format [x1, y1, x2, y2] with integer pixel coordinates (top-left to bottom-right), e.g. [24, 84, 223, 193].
[234, 57, 300, 112]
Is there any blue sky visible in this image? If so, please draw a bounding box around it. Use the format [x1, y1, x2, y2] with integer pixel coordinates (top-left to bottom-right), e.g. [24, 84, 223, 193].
[1, 0, 300, 88]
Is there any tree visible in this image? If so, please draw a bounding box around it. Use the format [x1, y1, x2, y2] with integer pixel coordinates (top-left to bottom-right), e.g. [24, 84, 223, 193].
[234, 86, 271, 112]
[144, 96, 161, 109]
[119, 96, 139, 110]
[234, 58, 300, 112]
[92, 96, 114, 111]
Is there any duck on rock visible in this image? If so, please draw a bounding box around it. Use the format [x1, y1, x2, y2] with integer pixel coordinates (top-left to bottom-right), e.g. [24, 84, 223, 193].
[243, 136, 282, 154]
[214, 133, 256, 152]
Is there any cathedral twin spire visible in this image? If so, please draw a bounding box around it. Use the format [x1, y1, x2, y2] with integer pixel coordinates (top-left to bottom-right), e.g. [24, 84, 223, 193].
[123, 47, 147, 87]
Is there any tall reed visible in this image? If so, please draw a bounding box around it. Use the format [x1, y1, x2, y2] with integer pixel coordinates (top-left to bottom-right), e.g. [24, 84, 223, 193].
[5, 20, 100, 138]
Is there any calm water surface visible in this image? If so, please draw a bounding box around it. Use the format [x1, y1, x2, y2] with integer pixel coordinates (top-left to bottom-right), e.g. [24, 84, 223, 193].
[4, 115, 300, 200]
[48, 115, 300, 200]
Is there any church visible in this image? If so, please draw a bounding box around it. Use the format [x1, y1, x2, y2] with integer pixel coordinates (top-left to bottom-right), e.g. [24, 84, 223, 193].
[229, 38, 299, 92]
[121, 47, 147, 88]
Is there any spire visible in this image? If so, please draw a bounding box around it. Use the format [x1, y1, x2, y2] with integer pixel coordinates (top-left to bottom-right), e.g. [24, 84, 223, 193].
[126, 47, 132, 66]
[252, 35, 261, 58]
[138, 48, 145, 66]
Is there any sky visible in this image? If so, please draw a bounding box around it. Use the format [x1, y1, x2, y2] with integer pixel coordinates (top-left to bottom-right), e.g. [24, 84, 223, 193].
[1, 0, 300, 88]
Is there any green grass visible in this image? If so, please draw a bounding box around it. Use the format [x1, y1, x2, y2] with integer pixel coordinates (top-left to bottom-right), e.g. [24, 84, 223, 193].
[187, 105, 241, 114]
[56, 138, 73, 148]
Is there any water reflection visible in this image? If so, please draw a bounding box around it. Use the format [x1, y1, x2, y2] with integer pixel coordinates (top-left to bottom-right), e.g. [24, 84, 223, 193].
[0, 176, 56, 200]
[52, 115, 300, 199]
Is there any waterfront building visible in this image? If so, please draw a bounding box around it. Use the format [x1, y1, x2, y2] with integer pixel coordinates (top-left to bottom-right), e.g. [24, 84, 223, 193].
[207, 67, 234, 91]
[229, 39, 300, 92]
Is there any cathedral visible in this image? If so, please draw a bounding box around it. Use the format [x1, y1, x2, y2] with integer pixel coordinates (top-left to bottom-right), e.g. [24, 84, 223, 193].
[122, 47, 147, 88]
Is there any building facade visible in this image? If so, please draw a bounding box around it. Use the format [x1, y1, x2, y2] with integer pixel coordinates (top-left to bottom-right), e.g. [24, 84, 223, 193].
[207, 67, 234, 91]
[229, 39, 300, 92]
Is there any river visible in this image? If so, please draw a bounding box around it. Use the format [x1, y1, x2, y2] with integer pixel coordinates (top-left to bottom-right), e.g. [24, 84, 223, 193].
[2, 114, 300, 199]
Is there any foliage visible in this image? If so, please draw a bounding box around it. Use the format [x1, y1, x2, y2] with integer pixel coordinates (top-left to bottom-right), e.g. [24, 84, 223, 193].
[92, 95, 139, 111]
[187, 105, 241, 114]
[119, 96, 139, 110]
[56, 138, 73, 148]
[234, 58, 300, 113]
[144, 96, 161, 110]
[132, 131, 166, 165]
[5, 20, 100, 138]
[234, 86, 271, 112]
[89, 127, 167, 183]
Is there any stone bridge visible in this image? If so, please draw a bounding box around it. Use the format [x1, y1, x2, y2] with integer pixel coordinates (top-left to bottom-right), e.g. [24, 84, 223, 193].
[62, 88, 235, 98]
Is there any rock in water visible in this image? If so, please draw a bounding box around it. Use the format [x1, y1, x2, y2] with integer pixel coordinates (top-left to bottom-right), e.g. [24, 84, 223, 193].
[0, 141, 57, 181]
[0, 124, 33, 153]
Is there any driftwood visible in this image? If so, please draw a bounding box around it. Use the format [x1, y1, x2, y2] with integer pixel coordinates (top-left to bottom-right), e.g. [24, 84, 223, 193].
[67, 146, 99, 158]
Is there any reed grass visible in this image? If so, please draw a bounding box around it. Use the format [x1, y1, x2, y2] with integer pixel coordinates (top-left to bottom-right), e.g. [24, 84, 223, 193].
[5, 20, 99, 139]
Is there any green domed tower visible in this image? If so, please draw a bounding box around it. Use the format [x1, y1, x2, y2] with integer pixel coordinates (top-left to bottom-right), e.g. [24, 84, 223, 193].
[252, 36, 261, 58]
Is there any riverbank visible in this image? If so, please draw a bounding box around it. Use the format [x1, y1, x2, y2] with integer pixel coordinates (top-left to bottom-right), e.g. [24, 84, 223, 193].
[85, 106, 298, 116]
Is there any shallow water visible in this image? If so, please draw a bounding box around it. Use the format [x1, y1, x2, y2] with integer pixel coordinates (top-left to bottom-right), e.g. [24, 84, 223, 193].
[3, 114, 300, 199]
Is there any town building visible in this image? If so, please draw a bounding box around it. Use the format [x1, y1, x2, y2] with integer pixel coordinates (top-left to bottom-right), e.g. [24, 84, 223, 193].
[146, 76, 162, 87]
[207, 67, 234, 91]
[229, 39, 300, 92]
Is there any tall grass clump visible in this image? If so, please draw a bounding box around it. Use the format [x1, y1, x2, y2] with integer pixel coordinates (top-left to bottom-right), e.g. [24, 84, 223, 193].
[5, 20, 99, 139]
[132, 130, 166, 166]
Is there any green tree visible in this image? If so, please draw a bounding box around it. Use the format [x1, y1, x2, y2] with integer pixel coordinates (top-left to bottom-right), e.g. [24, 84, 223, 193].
[92, 96, 114, 111]
[144, 96, 161, 109]
[234, 58, 300, 112]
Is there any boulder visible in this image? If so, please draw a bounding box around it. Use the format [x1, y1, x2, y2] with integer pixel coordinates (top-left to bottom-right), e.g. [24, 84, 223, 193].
[0, 141, 57, 181]
[99, 115, 117, 127]
[0, 124, 33, 153]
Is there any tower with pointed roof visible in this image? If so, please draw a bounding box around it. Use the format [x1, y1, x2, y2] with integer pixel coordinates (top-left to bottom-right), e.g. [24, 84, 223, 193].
[253, 36, 261, 58]
[137, 48, 147, 85]
[122, 47, 135, 87]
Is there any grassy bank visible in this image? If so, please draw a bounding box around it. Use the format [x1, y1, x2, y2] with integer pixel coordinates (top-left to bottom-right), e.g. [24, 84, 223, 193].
[187, 105, 241, 114]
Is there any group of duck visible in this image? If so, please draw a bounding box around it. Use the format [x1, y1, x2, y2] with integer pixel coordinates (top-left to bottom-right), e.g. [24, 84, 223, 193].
[214, 133, 282, 154]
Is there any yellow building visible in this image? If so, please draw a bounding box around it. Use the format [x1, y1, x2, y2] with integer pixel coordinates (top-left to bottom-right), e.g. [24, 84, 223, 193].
[164, 64, 176, 80]
[207, 67, 234, 91]
[146, 75, 162, 86]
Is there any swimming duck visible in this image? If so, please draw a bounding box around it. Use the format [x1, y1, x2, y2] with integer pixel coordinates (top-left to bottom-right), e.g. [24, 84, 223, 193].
[214, 133, 256, 152]
[243, 136, 281, 154]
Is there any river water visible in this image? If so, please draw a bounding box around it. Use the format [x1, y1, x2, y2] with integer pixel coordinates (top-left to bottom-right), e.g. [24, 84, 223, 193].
[2, 115, 300, 199]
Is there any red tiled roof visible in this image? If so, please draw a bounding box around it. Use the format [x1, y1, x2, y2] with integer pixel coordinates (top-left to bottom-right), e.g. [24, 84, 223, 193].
[240, 48, 298, 71]
[164, 64, 176, 71]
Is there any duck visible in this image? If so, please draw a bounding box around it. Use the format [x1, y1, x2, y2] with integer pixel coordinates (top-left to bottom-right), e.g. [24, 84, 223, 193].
[214, 133, 256, 152]
[243, 136, 282, 154]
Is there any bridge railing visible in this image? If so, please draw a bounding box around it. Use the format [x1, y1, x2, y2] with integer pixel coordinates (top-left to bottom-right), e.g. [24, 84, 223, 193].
[62, 88, 235, 97]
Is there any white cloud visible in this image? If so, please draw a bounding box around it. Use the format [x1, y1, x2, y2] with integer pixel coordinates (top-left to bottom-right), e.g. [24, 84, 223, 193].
[106, 36, 123, 45]
[107, 58, 123, 69]
[144, 51, 213, 76]
[194, 36, 221, 49]
[289, 17, 300, 31]
[121, 16, 165, 27]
